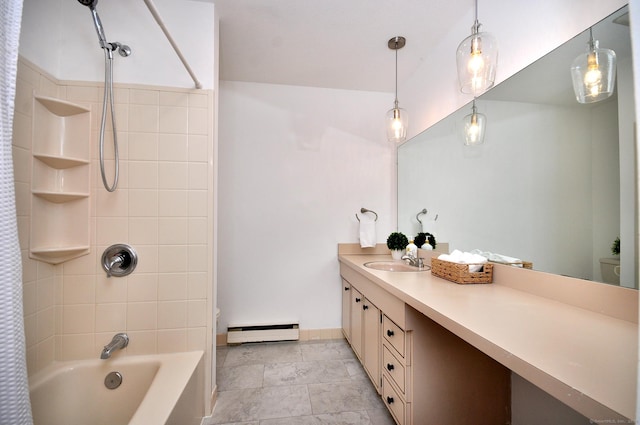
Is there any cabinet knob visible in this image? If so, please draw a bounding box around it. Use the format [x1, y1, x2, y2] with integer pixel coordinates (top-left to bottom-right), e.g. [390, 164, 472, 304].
[386, 396, 394, 405]
[386, 363, 394, 371]
[344, 287, 350, 291]
[355, 297, 361, 303]
[387, 329, 395, 337]
[363, 305, 369, 310]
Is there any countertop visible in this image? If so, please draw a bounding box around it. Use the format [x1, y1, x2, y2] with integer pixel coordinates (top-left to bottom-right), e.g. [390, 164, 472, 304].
[338, 252, 638, 421]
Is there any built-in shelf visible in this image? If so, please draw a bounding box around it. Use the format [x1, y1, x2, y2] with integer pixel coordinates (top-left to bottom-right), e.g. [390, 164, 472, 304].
[33, 154, 89, 169]
[32, 191, 89, 203]
[30, 95, 90, 265]
[30, 246, 91, 265]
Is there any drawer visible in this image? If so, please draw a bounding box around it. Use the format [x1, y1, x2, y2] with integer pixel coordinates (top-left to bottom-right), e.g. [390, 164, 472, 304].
[382, 375, 406, 425]
[383, 315, 405, 357]
[383, 344, 406, 393]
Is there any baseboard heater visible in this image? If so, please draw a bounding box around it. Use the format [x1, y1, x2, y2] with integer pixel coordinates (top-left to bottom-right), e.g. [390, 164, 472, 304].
[226, 323, 299, 344]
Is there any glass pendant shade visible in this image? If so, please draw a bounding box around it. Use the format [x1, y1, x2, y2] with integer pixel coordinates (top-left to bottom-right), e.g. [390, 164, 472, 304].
[386, 105, 408, 143]
[461, 102, 486, 146]
[570, 37, 616, 104]
[456, 24, 498, 96]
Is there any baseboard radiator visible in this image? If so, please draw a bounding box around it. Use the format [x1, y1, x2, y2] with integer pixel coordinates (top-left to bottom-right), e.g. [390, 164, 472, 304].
[226, 323, 300, 344]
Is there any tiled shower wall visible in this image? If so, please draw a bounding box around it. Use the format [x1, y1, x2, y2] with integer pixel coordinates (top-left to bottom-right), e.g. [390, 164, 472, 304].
[12, 57, 214, 376]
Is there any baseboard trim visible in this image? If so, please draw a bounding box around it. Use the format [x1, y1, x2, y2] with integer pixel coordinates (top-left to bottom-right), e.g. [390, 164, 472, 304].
[216, 328, 344, 346]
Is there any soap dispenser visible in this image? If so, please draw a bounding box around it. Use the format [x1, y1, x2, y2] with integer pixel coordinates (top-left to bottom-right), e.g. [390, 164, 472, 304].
[407, 240, 418, 258]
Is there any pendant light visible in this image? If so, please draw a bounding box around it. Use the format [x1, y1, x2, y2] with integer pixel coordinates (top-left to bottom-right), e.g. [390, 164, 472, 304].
[570, 28, 616, 104]
[386, 36, 408, 143]
[456, 0, 498, 96]
[461, 99, 486, 146]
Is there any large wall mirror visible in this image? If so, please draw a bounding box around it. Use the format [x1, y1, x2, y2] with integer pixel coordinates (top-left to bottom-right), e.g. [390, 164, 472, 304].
[398, 5, 638, 289]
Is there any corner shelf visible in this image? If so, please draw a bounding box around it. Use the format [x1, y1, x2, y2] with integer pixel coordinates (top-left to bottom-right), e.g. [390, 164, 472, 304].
[30, 95, 91, 265]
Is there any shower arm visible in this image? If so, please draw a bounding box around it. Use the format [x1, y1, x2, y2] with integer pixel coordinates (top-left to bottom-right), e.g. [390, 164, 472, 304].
[142, 0, 203, 89]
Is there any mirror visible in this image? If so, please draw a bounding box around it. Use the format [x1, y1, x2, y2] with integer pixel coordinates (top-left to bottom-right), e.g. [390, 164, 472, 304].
[398, 5, 637, 289]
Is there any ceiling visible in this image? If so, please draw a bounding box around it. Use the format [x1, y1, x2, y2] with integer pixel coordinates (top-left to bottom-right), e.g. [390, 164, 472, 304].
[211, 0, 470, 93]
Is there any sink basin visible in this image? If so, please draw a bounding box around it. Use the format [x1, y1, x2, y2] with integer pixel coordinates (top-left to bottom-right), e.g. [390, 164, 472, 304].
[364, 261, 431, 272]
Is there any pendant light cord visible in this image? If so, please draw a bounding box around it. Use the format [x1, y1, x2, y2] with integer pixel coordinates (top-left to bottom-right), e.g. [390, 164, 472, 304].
[394, 43, 399, 106]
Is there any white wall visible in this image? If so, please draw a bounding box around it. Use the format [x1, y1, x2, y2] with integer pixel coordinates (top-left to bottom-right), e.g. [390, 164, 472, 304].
[19, 0, 215, 89]
[217, 81, 394, 331]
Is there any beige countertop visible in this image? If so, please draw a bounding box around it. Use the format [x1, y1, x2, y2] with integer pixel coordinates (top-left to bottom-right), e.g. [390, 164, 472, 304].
[338, 250, 638, 421]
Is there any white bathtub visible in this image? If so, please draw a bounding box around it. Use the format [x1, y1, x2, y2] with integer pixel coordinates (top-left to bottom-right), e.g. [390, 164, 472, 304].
[29, 351, 204, 425]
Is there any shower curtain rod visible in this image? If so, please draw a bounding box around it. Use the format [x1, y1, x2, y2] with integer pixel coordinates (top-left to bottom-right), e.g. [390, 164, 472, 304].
[143, 0, 203, 89]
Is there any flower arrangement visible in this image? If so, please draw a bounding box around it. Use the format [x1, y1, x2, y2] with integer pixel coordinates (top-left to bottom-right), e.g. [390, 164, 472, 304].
[414, 232, 436, 250]
[386, 232, 409, 251]
[611, 237, 620, 256]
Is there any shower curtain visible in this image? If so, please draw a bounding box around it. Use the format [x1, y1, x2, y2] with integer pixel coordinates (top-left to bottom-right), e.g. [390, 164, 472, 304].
[0, 0, 32, 424]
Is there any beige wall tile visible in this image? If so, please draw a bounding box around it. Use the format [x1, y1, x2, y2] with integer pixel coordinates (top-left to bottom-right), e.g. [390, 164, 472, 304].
[36, 277, 55, 310]
[158, 245, 187, 273]
[159, 106, 188, 134]
[63, 275, 96, 304]
[159, 134, 188, 162]
[129, 161, 158, 189]
[157, 329, 187, 353]
[187, 190, 207, 217]
[158, 301, 187, 329]
[35, 337, 55, 373]
[129, 189, 159, 217]
[127, 302, 158, 330]
[96, 187, 129, 217]
[12, 147, 31, 183]
[127, 273, 158, 302]
[188, 218, 207, 244]
[188, 245, 207, 272]
[129, 104, 158, 133]
[130, 89, 159, 105]
[158, 162, 188, 189]
[95, 274, 128, 303]
[188, 162, 208, 190]
[24, 314, 37, 347]
[23, 281, 37, 316]
[131, 245, 158, 273]
[158, 272, 187, 301]
[188, 107, 208, 135]
[96, 217, 129, 245]
[187, 300, 207, 327]
[12, 112, 32, 150]
[125, 330, 157, 354]
[188, 135, 208, 162]
[129, 132, 158, 161]
[129, 217, 158, 245]
[160, 91, 189, 107]
[66, 85, 100, 103]
[95, 303, 127, 332]
[158, 218, 188, 245]
[187, 327, 207, 351]
[158, 190, 188, 217]
[189, 93, 208, 109]
[59, 334, 95, 360]
[63, 304, 95, 334]
[62, 251, 98, 275]
[188, 272, 207, 300]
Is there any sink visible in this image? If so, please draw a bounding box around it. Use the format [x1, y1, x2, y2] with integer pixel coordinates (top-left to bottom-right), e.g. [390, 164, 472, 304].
[363, 261, 431, 272]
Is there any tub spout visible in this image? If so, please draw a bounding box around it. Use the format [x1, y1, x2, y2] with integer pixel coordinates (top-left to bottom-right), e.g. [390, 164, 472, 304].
[100, 333, 129, 359]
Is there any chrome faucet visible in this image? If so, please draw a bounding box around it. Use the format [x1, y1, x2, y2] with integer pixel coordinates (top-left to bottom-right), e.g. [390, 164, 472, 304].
[402, 252, 424, 268]
[100, 333, 129, 359]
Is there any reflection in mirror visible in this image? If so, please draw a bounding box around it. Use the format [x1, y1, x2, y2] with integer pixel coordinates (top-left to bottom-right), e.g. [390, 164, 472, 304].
[398, 5, 637, 289]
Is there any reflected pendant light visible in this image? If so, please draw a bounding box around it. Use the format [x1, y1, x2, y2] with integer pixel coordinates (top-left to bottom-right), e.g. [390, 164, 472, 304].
[456, 0, 498, 96]
[386, 36, 408, 143]
[570, 28, 616, 104]
[461, 99, 486, 146]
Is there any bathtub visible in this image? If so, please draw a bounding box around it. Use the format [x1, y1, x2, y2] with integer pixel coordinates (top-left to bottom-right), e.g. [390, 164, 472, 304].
[29, 350, 204, 425]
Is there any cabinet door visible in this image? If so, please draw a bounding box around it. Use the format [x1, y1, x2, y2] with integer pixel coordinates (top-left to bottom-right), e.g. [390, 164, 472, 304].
[362, 297, 381, 392]
[350, 287, 364, 360]
[341, 280, 351, 342]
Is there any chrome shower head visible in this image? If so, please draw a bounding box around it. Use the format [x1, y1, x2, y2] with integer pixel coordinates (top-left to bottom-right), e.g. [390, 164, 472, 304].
[77, 0, 98, 7]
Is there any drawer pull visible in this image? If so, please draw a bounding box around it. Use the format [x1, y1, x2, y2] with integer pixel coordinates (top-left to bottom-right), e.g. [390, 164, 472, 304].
[386, 396, 394, 404]
[344, 287, 350, 291]
[363, 305, 369, 310]
[355, 297, 361, 303]
[386, 363, 394, 371]
[387, 329, 395, 337]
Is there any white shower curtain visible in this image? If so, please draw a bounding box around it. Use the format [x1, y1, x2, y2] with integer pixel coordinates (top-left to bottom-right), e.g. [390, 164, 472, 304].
[0, 0, 32, 424]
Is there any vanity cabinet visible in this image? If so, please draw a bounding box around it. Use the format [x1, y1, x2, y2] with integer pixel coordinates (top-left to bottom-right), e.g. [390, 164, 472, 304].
[344, 282, 381, 391]
[340, 262, 510, 425]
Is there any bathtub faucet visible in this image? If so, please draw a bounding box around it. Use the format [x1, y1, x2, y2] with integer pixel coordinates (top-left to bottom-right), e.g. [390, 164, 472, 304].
[100, 333, 129, 359]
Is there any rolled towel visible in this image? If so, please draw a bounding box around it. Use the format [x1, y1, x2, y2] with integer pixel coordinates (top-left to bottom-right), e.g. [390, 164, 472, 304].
[471, 249, 523, 267]
[359, 217, 376, 248]
[438, 250, 487, 272]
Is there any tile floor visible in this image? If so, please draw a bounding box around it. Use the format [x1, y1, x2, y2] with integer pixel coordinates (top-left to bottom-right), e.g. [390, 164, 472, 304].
[204, 339, 396, 425]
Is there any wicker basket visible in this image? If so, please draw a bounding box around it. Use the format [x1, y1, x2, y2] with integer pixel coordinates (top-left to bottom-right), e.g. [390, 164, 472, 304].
[431, 258, 493, 284]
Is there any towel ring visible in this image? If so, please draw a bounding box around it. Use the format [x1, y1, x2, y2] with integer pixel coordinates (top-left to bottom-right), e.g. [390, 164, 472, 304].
[356, 207, 378, 222]
[416, 208, 427, 224]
